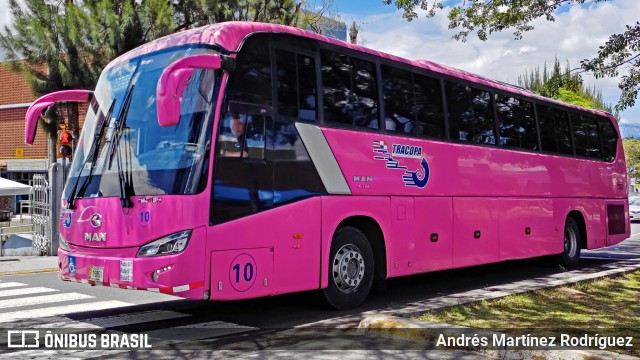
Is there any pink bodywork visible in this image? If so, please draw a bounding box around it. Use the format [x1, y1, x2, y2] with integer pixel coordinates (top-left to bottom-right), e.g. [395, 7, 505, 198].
[156, 54, 222, 127]
[53, 22, 629, 302]
[24, 90, 92, 145]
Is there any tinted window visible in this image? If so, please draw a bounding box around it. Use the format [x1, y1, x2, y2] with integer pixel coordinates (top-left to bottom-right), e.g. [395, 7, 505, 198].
[573, 114, 602, 159]
[276, 49, 298, 117]
[297, 54, 317, 122]
[496, 95, 537, 150]
[414, 74, 445, 139]
[381, 66, 445, 138]
[227, 37, 271, 106]
[321, 50, 378, 129]
[218, 103, 267, 160]
[597, 116, 618, 162]
[382, 66, 414, 134]
[537, 105, 573, 155]
[276, 50, 318, 121]
[446, 82, 496, 144]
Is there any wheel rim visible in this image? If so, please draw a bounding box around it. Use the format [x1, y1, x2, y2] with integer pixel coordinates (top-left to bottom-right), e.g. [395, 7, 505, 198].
[332, 244, 366, 294]
[564, 225, 578, 258]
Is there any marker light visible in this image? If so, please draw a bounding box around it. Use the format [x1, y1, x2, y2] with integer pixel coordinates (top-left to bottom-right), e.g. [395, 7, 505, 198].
[137, 230, 192, 257]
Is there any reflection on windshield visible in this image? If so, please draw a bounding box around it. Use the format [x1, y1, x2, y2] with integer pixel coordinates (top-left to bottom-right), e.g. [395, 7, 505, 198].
[64, 46, 220, 200]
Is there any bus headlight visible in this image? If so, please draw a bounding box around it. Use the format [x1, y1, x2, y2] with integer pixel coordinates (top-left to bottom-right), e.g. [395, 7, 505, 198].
[59, 233, 69, 251]
[137, 230, 192, 257]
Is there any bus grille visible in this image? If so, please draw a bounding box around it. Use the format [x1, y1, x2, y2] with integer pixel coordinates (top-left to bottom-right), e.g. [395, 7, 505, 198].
[607, 204, 625, 235]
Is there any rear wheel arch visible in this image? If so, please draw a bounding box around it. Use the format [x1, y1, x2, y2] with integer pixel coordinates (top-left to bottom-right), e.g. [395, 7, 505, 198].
[335, 216, 387, 285]
[567, 210, 588, 249]
[321, 216, 387, 309]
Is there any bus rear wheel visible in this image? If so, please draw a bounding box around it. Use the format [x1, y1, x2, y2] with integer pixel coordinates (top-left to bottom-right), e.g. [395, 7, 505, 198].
[559, 217, 581, 269]
[322, 226, 374, 310]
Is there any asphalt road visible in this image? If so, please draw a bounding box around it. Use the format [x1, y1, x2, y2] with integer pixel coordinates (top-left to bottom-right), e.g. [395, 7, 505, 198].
[1, 224, 639, 359]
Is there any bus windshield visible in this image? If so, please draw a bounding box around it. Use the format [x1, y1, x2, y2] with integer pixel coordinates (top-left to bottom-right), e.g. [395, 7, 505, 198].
[64, 46, 221, 201]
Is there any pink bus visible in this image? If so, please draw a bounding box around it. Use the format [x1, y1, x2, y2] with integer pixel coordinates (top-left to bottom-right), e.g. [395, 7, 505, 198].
[25, 22, 629, 309]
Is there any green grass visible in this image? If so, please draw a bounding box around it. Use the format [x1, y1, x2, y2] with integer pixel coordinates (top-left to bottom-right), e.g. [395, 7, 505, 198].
[418, 270, 640, 355]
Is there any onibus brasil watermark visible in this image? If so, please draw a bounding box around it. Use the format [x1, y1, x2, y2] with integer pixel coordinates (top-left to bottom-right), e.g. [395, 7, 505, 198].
[6, 330, 151, 349]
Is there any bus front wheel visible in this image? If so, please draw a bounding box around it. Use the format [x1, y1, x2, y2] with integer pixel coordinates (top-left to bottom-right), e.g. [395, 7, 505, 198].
[323, 226, 374, 310]
[559, 217, 581, 269]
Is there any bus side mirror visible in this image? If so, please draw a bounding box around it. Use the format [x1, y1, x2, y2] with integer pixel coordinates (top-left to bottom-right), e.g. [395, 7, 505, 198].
[24, 90, 93, 145]
[156, 54, 222, 127]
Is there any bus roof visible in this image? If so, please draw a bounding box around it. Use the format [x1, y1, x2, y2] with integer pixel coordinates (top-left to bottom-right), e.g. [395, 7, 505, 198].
[108, 21, 615, 120]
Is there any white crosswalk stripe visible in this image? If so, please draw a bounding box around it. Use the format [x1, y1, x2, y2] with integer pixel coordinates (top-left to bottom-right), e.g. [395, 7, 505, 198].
[0, 282, 28, 289]
[0, 287, 57, 298]
[148, 320, 257, 341]
[0, 293, 94, 309]
[0, 282, 259, 358]
[38, 310, 191, 329]
[0, 301, 132, 324]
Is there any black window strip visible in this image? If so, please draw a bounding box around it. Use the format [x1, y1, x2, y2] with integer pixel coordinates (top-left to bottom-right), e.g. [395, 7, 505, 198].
[243, 33, 618, 162]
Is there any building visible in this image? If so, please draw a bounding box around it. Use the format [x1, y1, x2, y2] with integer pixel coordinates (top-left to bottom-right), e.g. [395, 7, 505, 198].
[0, 62, 49, 184]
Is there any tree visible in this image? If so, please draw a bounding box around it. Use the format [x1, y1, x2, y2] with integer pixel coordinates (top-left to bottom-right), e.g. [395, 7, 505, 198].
[623, 139, 640, 181]
[0, 0, 175, 165]
[517, 57, 618, 117]
[382, 0, 640, 112]
[178, 0, 303, 30]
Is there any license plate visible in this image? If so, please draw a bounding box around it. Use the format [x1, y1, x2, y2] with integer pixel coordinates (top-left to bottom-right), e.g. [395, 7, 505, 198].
[89, 266, 104, 282]
[120, 260, 133, 282]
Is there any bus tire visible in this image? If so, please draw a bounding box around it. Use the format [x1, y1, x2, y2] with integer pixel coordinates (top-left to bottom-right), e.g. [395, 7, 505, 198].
[559, 217, 581, 269]
[322, 226, 374, 310]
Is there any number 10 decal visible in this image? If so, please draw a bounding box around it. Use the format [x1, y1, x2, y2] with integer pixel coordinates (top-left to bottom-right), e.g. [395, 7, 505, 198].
[229, 253, 257, 292]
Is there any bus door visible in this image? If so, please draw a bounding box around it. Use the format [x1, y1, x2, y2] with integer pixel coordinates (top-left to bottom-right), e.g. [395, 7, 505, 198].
[212, 101, 273, 223]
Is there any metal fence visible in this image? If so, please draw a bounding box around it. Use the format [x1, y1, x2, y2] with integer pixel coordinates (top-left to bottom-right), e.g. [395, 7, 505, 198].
[30, 174, 50, 253]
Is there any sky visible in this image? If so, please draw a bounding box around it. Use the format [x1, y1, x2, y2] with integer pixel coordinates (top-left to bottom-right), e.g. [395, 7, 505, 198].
[1, 0, 638, 127]
[333, 0, 640, 127]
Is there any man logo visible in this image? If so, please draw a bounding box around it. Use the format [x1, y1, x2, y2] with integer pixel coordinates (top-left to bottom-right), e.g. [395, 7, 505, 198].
[85, 233, 107, 242]
[353, 176, 373, 182]
[89, 213, 103, 228]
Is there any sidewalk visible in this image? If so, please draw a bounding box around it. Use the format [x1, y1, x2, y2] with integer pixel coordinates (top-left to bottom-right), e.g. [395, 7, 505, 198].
[0, 255, 58, 276]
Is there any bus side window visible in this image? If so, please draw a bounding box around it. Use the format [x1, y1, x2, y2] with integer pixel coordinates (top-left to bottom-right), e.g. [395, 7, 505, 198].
[297, 54, 317, 122]
[276, 50, 317, 122]
[469, 88, 496, 145]
[597, 116, 617, 162]
[381, 65, 415, 134]
[496, 95, 537, 150]
[413, 73, 445, 139]
[446, 82, 496, 144]
[573, 114, 602, 159]
[321, 50, 378, 129]
[220, 112, 266, 160]
[226, 37, 272, 106]
[538, 105, 573, 155]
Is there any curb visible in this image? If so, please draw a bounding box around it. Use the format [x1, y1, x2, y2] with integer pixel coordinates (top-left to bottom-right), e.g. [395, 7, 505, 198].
[0, 268, 58, 276]
[384, 259, 640, 319]
[357, 264, 640, 360]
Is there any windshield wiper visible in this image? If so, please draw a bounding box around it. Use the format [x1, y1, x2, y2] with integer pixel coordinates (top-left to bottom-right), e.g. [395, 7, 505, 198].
[107, 85, 135, 208]
[66, 99, 116, 209]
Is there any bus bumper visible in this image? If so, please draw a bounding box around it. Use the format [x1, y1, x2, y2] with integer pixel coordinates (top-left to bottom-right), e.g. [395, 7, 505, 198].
[57, 229, 206, 300]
